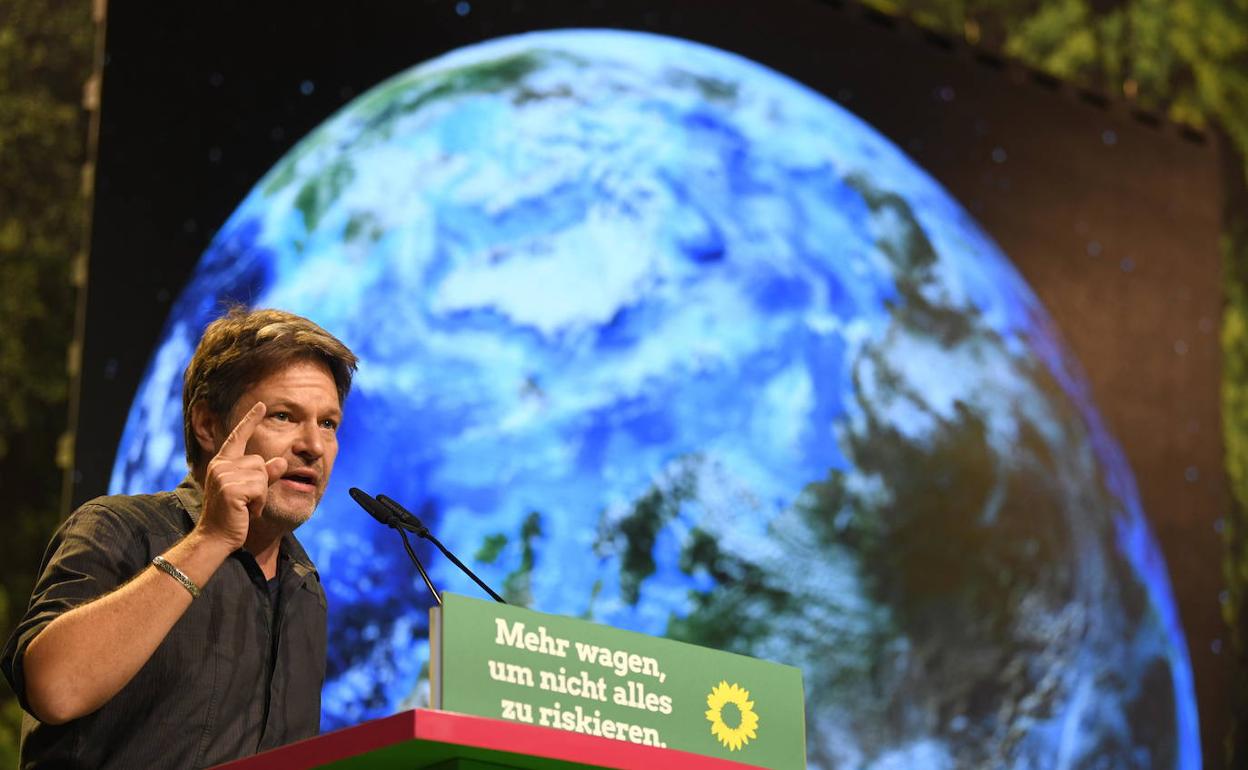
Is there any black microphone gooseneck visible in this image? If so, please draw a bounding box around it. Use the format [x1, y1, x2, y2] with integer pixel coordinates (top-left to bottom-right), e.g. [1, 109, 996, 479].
[348, 487, 442, 606]
[375, 494, 507, 604]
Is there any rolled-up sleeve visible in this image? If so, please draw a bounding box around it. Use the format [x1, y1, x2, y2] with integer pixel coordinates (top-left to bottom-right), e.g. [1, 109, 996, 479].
[1, 504, 145, 714]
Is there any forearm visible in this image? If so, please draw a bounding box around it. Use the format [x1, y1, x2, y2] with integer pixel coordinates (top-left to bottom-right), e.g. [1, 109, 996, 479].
[22, 530, 234, 724]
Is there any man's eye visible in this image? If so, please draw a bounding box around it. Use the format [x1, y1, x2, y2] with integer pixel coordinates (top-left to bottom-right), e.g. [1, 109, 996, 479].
[320, 419, 339, 431]
[271, 411, 292, 422]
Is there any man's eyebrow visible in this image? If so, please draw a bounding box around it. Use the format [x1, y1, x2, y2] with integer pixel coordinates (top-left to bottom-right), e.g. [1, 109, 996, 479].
[264, 400, 341, 420]
[266, 400, 316, 415]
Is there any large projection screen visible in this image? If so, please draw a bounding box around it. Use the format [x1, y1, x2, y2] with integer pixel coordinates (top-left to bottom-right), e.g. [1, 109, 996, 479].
[75, 1, 1225, 767]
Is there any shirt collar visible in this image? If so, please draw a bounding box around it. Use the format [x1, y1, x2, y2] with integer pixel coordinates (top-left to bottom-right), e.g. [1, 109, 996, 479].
[174, 474, 204, 524]
[172, 474, 319, 580]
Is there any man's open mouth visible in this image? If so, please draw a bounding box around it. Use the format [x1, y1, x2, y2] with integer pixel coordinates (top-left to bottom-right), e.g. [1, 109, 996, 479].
[280, 468, 319, 492]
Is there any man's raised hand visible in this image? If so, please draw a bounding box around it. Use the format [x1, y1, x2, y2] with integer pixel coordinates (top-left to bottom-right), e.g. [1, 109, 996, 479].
[197, 402, 288, 550]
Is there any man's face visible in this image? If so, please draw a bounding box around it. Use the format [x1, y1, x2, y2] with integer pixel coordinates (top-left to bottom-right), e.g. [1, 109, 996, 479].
[214, 358, 343, 531]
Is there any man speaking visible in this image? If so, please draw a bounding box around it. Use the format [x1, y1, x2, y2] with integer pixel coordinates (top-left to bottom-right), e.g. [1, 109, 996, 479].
[2, 307, 358, 768]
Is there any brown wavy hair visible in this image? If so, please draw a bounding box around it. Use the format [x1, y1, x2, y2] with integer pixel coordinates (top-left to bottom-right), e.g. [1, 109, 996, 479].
[182, 306, 358, 468]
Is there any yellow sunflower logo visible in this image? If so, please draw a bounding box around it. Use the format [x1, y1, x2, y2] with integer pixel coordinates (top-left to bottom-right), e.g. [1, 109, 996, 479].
[705, 680, 759, 751]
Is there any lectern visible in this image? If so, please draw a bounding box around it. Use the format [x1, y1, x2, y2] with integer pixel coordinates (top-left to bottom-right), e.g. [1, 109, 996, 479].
[215, 594, 806, 770]
[212, 708, 769, 770]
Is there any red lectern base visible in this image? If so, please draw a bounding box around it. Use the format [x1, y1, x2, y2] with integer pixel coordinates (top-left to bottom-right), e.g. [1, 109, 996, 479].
[210, 709, 767, 770]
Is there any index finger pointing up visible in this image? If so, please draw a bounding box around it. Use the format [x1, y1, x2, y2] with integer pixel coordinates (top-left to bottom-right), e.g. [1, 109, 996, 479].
[217, 401, 266, 459]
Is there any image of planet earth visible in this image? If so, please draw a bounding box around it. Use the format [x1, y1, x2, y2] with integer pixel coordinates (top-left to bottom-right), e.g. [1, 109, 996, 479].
[109, 28, 1199, 769]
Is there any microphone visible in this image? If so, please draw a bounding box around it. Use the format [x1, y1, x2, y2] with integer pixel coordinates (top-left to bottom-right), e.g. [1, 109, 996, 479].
[350, 487, 403, 528]
[375, 494, 507, 604]
[373, 494, 429, 538]
[349, 487, 441, 605]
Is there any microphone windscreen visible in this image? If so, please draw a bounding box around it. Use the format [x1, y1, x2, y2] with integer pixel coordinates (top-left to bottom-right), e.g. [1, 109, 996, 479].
[349, 487, 393, 527]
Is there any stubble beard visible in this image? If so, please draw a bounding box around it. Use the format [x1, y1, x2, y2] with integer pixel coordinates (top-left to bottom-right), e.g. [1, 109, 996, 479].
[262, 486, 320, 533]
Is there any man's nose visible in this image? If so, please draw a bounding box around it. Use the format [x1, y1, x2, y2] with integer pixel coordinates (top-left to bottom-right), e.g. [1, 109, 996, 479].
[293, 421, 325, 460]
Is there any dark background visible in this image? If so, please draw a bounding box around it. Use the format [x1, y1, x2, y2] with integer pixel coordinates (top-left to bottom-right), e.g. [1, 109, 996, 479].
[74, 0, 1227, 763]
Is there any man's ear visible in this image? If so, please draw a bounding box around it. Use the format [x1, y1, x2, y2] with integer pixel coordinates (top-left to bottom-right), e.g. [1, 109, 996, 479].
[190, 401, 223, 459]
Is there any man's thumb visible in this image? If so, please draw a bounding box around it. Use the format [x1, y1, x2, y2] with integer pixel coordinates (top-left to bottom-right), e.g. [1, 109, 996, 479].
[265, 456, 288, 483]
